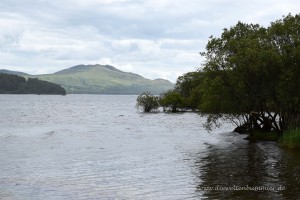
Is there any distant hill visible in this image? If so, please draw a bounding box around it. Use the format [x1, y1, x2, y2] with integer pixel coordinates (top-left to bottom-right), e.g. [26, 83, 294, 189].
[0, 69, 29, 76]
[1, 65, 174, 94]
[0, 73, 66, 95]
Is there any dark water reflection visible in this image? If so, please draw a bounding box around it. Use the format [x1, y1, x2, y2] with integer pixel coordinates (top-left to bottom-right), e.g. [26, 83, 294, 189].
[195, 133, 300, 200]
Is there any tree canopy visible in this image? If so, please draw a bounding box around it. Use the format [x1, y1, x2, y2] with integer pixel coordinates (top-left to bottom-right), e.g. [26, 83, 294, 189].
[169, 14, 300, 134]
[159, 90, 184, 112]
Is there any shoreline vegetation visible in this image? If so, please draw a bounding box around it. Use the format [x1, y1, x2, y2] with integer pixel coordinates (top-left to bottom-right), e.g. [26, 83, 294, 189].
[137, 14, 300, 149]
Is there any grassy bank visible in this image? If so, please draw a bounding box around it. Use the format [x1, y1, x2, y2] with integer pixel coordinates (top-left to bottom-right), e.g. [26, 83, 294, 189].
[244, 128, 300, 149]
[280, 128, 300, 149]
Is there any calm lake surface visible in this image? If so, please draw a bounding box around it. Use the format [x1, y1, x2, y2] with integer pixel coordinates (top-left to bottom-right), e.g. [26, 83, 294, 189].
[0, 95, 299, 199]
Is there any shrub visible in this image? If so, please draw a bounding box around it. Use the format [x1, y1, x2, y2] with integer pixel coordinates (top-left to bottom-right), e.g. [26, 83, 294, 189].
[159, 90, 184, 112]
[136, 92, 159, 112]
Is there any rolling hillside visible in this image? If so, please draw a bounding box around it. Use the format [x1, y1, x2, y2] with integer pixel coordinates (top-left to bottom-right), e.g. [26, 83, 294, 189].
[1, 65, 174, 94]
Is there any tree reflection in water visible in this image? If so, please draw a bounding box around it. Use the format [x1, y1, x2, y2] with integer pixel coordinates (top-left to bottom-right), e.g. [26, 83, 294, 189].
[194, 138, 300, 199]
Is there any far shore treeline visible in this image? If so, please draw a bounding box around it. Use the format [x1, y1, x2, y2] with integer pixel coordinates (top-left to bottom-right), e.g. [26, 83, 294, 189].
[137, 14, 300, 148]
[0, 73, 66, 95]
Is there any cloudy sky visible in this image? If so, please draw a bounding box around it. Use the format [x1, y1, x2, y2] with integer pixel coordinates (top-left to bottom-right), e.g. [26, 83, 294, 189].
[0, 0, 299, 82]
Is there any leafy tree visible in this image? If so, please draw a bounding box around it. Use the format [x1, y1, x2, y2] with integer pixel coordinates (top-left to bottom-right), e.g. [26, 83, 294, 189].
[175, 71, 204, 110]
[175, 72, 203, 97]
[267, 14, 300, 130]
[136, 92, 159, 112]
[160, 90, 184, 112]
[198, 14, 300, 133]
[171, 14, 300, 134]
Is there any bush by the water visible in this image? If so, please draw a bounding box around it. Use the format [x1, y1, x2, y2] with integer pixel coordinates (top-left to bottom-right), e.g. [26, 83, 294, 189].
[136, 92, 159, 112]
[159, 90, 185, 112]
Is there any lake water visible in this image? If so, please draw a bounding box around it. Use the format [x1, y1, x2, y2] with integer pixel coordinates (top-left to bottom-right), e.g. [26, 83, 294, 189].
[0, 95, 299, 199]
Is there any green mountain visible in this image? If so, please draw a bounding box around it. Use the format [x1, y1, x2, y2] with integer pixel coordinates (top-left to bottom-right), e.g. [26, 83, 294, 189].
[1, 65, 174, 94]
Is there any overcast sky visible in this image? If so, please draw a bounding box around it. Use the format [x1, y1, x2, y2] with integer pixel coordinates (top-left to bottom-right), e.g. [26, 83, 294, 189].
[0, 0, 299, 82]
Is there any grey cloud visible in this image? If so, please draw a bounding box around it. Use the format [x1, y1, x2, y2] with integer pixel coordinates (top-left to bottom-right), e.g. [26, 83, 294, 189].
[0, 0, 300, 81]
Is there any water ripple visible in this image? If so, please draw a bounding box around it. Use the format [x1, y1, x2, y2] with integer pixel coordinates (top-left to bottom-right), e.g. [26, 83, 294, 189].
[1, 95, 299, 199]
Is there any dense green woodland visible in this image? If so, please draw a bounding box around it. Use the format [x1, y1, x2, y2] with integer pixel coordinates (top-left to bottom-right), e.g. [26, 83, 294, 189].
[138, 14, 300, 147]
[0, 73, 66, 95]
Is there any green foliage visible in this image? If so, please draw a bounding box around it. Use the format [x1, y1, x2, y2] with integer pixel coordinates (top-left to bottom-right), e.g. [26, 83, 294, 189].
[280, 129, 300, 149]
[0, 73, 66, 95]
[173, 14, 300, 135]
[136, 92, 159, 113]
[160, 90, 184, 112]
[175, 71, 204, 110]
[175, 72, 203, 97]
